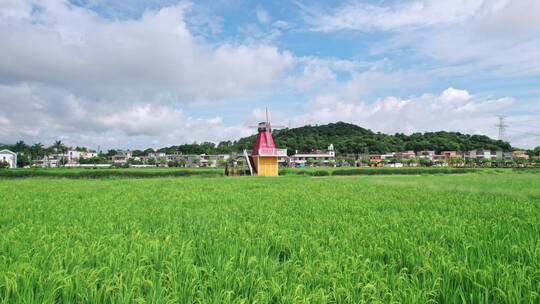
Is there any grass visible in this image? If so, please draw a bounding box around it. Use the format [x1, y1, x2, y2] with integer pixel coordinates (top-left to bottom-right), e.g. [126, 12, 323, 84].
[0, 167, 223, 179]
[280, 166, 480, 176]
[0, 166, 483, 179]
[0, 172, 539, 303]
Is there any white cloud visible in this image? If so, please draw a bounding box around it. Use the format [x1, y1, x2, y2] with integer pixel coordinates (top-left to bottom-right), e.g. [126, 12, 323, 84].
[306, 0, 540, 76]
[0, 0, 293, 148]
[256, 7, 270, 25]
[0, 1, 293, 101]
[289, 88, 538, 148]
[1, 0, 537, 150]
[309, 0, 485, 31]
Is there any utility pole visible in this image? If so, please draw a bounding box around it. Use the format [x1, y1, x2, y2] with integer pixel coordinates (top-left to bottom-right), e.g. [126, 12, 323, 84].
[496, 115, 507, 141]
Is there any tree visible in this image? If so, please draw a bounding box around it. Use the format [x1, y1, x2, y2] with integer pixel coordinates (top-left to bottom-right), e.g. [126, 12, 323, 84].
[179, 159, 187, 167]
[53, 140, 68, 155]
[0, 161, 9, 169]
[493, 158, 505, 168]
[29, 143, 45, 161]
[345, 158, 355, 167]
[464, 157, 476, 167]
[480, 157, 491, 167]
[44, 147, 55, 167]
[79, 156, 108, 164]
[434, 159, 445, 167]
[192, 157, 201, 166]
[217, 158, 227, 167]
[418, 158, 432, 167]
[147, 158, 156, 165]
[143, 148, 155, 156]
[94, 122, 514, 157]
[13, 141, 28, 153]
[328, 159, 336, 167]
[127, 158, 142, 165]
[206, 159, 215, 167]
[226, 157, 236, 166]
[17, 153, 31, 167]
[306, 158, 314, 167]
[514, 157, 526, 167]
[316, 157, 325, 166]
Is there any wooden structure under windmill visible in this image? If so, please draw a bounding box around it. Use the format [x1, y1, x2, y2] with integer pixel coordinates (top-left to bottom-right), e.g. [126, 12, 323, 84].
[244, 108, 287, 176]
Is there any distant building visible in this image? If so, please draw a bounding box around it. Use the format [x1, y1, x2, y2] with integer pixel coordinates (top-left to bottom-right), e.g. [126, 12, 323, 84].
[110, 150, 132, 163]
[162, 153, 232, 167]
[463, 150, 498, 160]
[289, 144, 335, 167]
[148, 152, 167, 159]
[417, 150, 436, 161]
[0, 149, 17, 168]
[395, 150, 416, 159]
[512, 150, 529, 159]
[440, 151, 457, 157]
[57, 150, 98, 164]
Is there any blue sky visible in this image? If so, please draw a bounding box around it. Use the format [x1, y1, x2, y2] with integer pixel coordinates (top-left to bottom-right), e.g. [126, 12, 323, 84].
[1, 0, 539, 149]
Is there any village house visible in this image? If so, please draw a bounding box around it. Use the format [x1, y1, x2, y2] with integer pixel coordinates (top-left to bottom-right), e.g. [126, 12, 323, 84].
[110, 150, 132, 164]
[462, 150, 500, 160]
[394, 150, 416, 160]
[289, 144, 335, 167]
[60, 150, 98, 164]
[368, 154, 382, 166]
[148, 152, 167, 159]
[162, 153, 232, 167]
[417, 150, 436, 161]
[512, 150, 529, 159]
[0, 149, 17, 168]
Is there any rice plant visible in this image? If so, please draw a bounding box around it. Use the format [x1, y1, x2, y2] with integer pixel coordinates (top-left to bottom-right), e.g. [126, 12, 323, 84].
[0, 173, 538, 303]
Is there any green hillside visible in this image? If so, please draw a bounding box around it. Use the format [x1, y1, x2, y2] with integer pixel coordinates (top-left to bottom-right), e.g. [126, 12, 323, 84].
[208, 122, 512, 155]
[3, 122, 515, 156]
[155, 122, 512, 155]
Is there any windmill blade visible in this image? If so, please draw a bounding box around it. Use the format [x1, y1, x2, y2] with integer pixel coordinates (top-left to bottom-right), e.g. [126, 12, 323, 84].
[265, 130, 272, 145]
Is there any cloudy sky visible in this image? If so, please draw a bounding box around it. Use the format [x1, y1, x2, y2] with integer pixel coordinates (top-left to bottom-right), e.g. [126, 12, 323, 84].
[1, 0, 539, 149]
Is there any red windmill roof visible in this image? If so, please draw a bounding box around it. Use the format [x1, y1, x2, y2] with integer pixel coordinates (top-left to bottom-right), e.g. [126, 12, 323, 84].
[252, 122, 276, 156]
[249, 107, 287, 156]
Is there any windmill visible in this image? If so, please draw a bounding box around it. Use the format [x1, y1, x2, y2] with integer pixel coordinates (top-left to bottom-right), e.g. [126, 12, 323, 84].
[245, 107, 287, 176]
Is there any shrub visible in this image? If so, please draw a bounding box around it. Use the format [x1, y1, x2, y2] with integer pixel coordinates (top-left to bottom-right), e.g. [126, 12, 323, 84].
[332, 168, 477, 176]
[311, 170, 330, 176]
[0, 169, 223, 179]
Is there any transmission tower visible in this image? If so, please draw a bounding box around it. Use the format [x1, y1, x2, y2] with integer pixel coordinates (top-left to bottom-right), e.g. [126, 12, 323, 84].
[496, 115, 507, 141]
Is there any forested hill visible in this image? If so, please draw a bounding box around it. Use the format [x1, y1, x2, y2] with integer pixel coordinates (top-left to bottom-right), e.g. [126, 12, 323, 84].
[157, 122, 513, 155]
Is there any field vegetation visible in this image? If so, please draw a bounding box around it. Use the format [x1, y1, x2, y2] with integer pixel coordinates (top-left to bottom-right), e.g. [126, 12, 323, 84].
[0, 171, 539, 303]
[0, 166, 483, 179]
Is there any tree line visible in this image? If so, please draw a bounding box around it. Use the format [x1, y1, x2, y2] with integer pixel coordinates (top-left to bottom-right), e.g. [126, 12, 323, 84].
[2, 122, 539, 167]
[155, 122, 536, 156]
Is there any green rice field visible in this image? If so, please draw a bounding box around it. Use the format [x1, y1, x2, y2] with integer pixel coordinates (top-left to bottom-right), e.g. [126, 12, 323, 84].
[0, 171, 539, 303]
